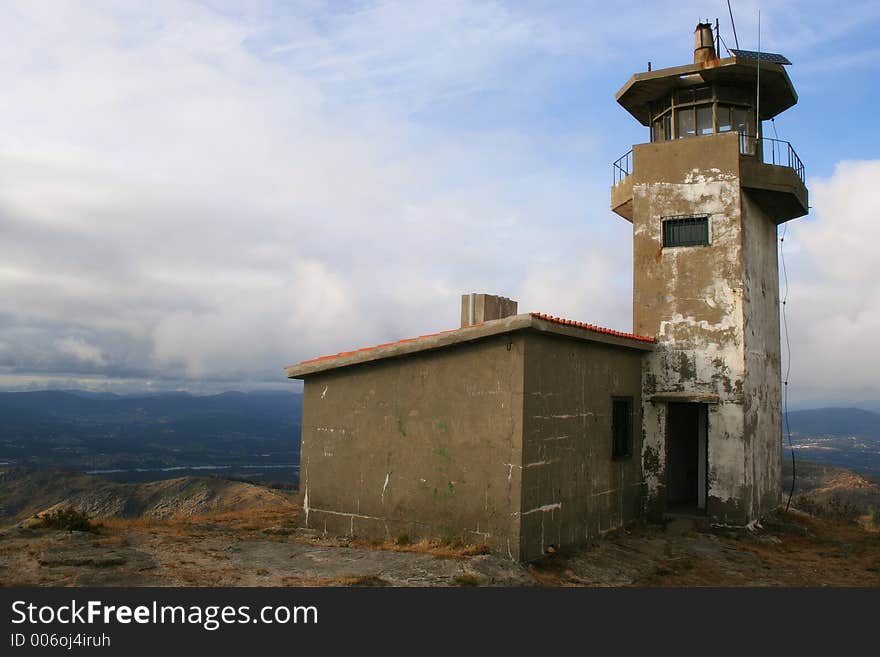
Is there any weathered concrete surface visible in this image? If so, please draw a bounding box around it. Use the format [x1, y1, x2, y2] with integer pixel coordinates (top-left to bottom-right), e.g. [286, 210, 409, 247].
[611, 174, 634, 221]
[615, 56, 797, 126]
[741, 190, 783, 518]
[632, 131, 751, 521]
[622, 127, 798, 524]
[298, 333, 527, 559]
[292, 317, 652, 561]
[740, 158, 808, 222]
[460, 293, 518, 327]
[520, 332, 643, 560]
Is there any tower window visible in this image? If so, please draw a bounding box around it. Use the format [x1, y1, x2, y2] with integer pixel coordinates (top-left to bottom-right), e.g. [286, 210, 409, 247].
[663, 216, 709, 247]
[612, 397, 633, 460]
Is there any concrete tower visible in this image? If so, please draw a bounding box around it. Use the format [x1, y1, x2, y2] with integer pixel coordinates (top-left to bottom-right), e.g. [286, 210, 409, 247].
[610, 24, 808, 522]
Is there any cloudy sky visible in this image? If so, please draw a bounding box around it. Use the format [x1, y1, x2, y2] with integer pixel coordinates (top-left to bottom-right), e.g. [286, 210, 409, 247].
[0, 1, 878, 407]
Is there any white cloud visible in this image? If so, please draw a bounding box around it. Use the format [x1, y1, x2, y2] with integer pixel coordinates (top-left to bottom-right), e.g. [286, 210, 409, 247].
[0, 1, 622, 387]
[784, 160, 880, 405]
[0, 1, 876, 406]
[55, 337, 107, 367]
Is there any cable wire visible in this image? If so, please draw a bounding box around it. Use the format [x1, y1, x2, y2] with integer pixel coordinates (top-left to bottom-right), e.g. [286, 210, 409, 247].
[780, 221, 796, 511]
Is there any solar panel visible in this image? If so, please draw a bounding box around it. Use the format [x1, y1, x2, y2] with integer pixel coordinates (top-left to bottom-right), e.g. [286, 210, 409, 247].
[730, 49, 792, 65]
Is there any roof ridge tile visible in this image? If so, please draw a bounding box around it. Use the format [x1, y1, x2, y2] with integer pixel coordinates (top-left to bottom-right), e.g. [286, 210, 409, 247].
[291, 313, 653, 368]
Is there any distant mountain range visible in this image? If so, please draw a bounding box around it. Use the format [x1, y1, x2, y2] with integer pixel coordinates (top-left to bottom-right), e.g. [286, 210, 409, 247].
[0, 390, 302, 485]
[783, 408, 880, 479]
[1, 391, 879, 484]
[785, 407, 880, 437]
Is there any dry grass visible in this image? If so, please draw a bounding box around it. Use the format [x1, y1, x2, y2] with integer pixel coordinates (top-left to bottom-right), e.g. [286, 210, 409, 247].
[631, 511, 880, 587]
[280, 574, 390, 587]
[348, 536, 491, 559]
[99, 507, 298, 536]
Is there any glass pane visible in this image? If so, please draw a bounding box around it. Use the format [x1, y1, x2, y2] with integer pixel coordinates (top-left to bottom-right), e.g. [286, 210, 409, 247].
[733, 107, 753, 153]
[652, 95, 671, 116]
[697, 105, 713, 135]
[652, 117, 664, 141]
[717, 105, 732, 132]
[676, 108, 695, 138]
[694, 86, 712, 102]
[716, 85, 749, 104]
[733, 107, 749, 135]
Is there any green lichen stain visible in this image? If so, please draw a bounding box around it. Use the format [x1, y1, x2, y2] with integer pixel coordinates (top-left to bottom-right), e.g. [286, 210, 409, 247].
[432, 447, 449, 459]
[432, 487, 439, 499]
[447, 481, 455, 495]
[434, 420, 449, 432]
[396, 416, 407, 437]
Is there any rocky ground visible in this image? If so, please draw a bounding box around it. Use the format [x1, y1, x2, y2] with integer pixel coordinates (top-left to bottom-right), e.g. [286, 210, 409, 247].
[1, 505, 877, 587]
[1, 465, 878, 587]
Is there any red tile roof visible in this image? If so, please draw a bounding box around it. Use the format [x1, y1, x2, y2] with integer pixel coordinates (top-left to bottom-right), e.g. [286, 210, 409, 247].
[529, 313, 655, 343]
[291, 313, 654, 369]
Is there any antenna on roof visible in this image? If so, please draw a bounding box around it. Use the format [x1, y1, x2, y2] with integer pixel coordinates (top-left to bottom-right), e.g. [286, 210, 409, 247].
[757, 10, 761, 140]
[715, 18, 720, 56]
[727, 0, 741, 49]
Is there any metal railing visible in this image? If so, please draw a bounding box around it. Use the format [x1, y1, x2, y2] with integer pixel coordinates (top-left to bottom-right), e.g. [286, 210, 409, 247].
[739, 134, 805, 183]
[611, 135, 805, 187]
[613, 149, 632, 186]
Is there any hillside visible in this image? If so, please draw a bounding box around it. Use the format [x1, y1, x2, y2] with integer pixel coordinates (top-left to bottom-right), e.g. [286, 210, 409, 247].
[0, 467, 295, 525]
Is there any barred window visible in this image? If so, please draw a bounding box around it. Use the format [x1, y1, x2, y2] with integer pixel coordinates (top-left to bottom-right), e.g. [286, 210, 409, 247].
[663, 216, 709, 248]
[612, 397, 633, 460]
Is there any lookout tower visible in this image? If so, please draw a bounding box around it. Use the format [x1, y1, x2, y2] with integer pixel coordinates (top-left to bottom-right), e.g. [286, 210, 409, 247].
[610, 23, 808, 522]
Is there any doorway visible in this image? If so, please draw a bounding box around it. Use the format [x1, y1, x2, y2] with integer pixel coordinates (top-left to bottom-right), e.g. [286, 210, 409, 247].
[666, 402, 708, 512]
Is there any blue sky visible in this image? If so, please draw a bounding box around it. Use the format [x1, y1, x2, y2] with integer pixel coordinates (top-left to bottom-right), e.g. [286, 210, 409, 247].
[0, 1, 878, 407]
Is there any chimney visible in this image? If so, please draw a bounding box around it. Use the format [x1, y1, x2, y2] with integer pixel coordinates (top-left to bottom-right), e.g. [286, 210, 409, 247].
[461, 293, 518, 327]
[693, 21, 717, 65]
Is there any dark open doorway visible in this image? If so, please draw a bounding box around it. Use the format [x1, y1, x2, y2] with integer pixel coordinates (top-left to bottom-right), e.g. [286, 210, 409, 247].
[666, 402, 708, 512]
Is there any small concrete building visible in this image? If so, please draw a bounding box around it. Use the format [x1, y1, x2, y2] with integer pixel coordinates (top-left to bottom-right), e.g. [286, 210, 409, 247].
[286, 23, 808, 561]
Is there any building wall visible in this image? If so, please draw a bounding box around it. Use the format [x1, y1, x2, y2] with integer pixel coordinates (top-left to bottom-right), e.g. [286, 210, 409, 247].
[299, 334, 527, 559]
[630, 131, 750, 520]
[520, 333, 644, 561]
[740, 190, 783, 517]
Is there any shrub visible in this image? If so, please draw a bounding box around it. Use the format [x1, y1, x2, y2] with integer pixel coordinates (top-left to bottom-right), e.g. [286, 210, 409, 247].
[37, 507, 98, 533]
[794, 494, 862, 523]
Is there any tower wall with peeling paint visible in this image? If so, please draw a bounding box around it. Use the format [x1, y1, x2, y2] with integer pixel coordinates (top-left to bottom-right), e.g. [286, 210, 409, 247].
[631, 131, 780, 522]
[610, 28, 808, 525]
[741, 190, 783, 517]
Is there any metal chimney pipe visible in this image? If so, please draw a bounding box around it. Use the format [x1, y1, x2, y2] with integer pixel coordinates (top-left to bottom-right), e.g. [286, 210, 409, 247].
[693, 21, 717, 64]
